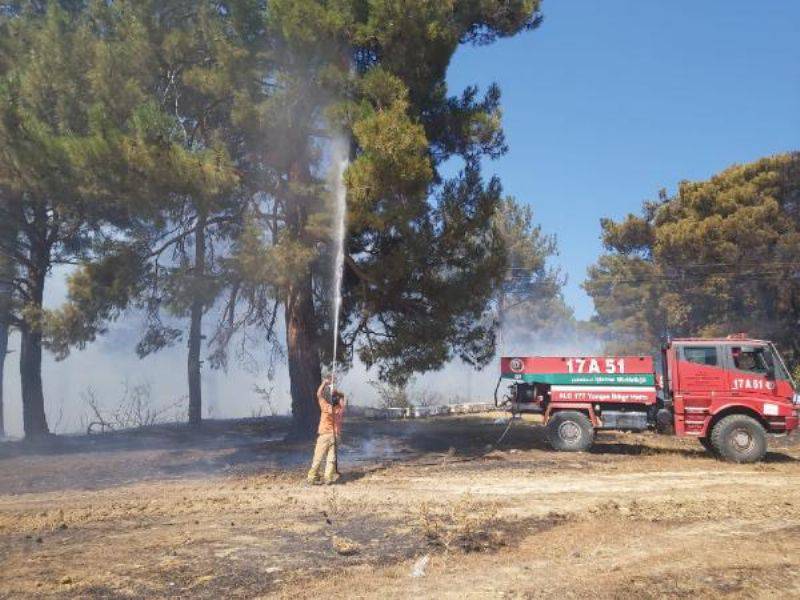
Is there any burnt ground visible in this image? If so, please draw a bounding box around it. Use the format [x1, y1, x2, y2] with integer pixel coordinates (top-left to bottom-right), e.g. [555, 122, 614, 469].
[0, 414, 799, 599]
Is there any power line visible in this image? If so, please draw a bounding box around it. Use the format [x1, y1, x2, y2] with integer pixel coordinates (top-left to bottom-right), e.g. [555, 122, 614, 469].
[587, 272, 800, 285]
[504, 261, 800, 285]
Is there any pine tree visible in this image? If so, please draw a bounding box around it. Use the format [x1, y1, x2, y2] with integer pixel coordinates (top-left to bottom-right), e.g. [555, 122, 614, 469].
[213, 0, 545, 436]
[0, 8, 16, 439]
[113, 0, 261, 428]
[0, 3, 147, 437]
[46, 0, 265, 428]
[585, 153, 800, 366]
[493, 197, 573, 350]
[9, 1, 544, 439]
[0, 5, 94, 437]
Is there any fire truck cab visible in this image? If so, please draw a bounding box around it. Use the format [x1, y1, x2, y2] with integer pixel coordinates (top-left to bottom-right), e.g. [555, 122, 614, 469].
[499, 335, 799, 463]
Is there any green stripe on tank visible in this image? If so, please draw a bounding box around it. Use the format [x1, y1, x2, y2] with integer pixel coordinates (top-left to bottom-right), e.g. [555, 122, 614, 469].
[501, 373, 655, 386]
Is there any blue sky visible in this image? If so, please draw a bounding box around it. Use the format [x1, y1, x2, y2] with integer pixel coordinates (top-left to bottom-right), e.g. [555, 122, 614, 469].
[447, 0, 800, 319]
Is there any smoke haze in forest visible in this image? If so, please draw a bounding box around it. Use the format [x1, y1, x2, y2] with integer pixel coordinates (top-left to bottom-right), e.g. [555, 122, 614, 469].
[2, 276, 597, 437]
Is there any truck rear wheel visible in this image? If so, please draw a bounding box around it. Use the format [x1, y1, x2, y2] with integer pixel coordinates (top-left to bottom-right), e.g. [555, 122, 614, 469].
[546, 411, 594, 452]
[710, 414, 767, 463]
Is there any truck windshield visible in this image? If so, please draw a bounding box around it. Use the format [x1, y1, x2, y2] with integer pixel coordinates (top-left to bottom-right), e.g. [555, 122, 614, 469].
[769, 343, 795, 387]
[732, 344, 793, 383]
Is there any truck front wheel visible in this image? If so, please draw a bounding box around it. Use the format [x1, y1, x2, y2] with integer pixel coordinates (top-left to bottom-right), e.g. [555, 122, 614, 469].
[710, 414, 767, 463]
[546, 411, 595, 452]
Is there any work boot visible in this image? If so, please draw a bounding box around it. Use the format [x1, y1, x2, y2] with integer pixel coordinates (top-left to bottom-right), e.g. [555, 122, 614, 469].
[307, 470, 323, 486]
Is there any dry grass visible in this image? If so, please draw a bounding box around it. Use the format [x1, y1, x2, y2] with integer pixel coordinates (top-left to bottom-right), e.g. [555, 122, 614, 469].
[417, 495, 505, 553]
[0, 416, 798, 598]
[331, 535, 361, 556]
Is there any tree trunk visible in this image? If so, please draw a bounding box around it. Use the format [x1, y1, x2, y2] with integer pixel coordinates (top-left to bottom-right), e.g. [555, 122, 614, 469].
[20, 251, 48, 438]
[284, 270, 321, 440]
[283, 158, 322, 440]
[497, 290, 506, 353]
[187, 212, 207, 428]
[1, 217, 15, 439]
[0, 320, 7, 438]
[20, 323, 48, 437]
[0, 273, 9, 439]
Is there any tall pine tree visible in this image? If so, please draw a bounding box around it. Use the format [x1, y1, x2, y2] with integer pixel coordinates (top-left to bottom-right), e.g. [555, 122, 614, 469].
[0, 5, 97, 437]
[213, 1, 544, 436]
[494, 197, 573, 350]
[23, 1, 544, 438]
[0, 2, 155, 437]
[46, 0, 265, 427]
[585, 153, 800, 365]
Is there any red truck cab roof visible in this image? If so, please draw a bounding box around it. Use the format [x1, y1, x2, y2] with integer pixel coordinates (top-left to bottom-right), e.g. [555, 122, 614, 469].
[669, 334, 770, 345]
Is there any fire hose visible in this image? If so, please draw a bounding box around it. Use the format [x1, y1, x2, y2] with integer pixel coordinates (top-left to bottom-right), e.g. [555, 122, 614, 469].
[492, 376, 520, 447]
[493, 413, 518, 447]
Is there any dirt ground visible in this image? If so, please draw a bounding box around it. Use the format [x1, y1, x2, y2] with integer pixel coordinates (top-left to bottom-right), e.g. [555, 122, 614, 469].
[0, 414, 798, 599]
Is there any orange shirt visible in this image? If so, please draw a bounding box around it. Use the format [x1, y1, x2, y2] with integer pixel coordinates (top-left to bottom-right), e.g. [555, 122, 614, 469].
[318, 394, 345, 436]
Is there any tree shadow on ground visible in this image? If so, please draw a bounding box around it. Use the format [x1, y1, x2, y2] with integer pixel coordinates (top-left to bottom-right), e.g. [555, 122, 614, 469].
[0, 416, 797, 496]
[0, 417, 292, 460]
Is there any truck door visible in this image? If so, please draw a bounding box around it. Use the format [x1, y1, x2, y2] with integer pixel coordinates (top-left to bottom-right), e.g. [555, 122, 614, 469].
[674, 345, 727, 433]
[724, 344, 782, 400]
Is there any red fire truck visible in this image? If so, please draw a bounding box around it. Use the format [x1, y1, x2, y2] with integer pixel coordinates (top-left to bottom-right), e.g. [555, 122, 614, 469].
[498, 335, 799, 463]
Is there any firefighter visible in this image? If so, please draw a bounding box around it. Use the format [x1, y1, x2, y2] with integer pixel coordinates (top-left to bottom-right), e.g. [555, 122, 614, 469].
[307, 376, 346, 485]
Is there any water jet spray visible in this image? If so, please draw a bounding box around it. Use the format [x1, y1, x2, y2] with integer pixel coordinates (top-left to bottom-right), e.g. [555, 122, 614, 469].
[330, 136, 349, 391]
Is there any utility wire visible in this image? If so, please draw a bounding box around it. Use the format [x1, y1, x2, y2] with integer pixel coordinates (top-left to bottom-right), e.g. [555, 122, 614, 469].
[506, 262, 800, 274]
[587, 272, 800, 285]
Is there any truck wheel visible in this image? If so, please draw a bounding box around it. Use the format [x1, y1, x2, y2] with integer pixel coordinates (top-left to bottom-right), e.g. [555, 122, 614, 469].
[698, 437, 715, 454]
[546, 411, 594, 452]
[710, 414, 767, 463]
[655, 408, 675, 435]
